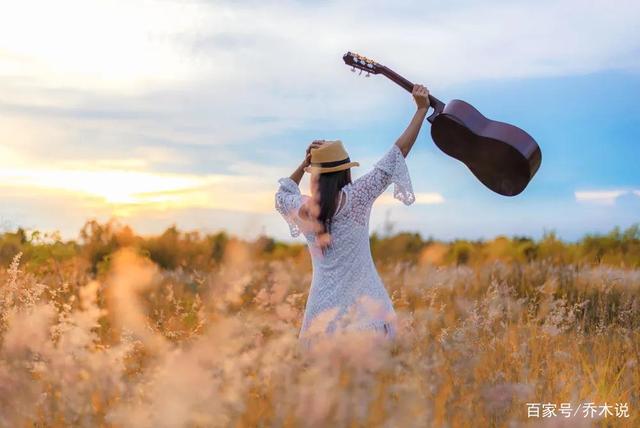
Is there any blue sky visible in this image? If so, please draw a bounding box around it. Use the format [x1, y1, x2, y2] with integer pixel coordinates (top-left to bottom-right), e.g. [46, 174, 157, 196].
[0, 0, 638, 242]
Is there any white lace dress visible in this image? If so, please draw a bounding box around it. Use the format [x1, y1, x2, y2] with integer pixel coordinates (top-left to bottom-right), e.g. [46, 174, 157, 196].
[275, 144, 415, 350]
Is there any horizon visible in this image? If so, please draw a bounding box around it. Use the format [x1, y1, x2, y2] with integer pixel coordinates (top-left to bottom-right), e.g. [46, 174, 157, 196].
[2, 218, 638, 246]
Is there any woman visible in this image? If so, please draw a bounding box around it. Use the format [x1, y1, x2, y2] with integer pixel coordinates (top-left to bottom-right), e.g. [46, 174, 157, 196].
[275, 84, 430, 350]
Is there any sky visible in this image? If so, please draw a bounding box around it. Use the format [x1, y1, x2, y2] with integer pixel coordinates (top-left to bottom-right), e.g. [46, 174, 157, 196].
[0, 0, 638, 242]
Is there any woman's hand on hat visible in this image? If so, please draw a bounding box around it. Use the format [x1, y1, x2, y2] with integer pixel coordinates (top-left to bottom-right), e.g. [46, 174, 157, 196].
[412, 84, 430, 110]
[302, 140, 325, 167]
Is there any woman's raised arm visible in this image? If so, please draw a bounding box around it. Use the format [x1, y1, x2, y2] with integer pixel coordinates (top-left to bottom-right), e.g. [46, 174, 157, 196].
[395, 84, 430, 158]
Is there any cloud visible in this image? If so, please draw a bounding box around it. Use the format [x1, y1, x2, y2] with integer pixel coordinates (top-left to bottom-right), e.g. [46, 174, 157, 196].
[2, 0, 639, 132]
[0, 1, 206, 92]
[574, 189, 640, 205]
[2, 0, 639, 167]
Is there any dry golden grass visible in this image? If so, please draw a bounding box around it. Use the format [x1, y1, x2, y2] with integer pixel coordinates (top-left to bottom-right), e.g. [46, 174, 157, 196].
[1, 244, 639, 427]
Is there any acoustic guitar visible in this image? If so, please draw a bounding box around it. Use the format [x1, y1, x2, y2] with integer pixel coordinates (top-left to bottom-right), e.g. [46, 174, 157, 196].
[343, 51, 542, 196]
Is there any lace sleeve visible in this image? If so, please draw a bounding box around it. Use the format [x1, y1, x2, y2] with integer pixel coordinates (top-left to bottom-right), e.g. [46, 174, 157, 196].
[275, 177, 304, 237]
[350, 144, 416, 211]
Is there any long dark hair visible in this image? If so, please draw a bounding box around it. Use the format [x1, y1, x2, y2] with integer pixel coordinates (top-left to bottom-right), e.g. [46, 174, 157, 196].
[315, 169, 352, 239]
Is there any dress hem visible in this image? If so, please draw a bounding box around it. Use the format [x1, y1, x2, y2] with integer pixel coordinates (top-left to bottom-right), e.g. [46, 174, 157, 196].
[297, 319, 397, 352]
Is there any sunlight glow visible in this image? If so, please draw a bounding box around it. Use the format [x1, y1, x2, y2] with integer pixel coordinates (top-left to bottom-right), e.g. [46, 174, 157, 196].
[0, 165, 273, 215]
[0, 167, 207, 204]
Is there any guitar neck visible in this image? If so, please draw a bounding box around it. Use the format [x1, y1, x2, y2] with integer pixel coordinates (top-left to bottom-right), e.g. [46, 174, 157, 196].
[380, 66, 445, 123]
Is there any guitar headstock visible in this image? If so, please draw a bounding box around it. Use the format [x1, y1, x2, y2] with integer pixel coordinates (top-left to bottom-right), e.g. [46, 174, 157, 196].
[342, 51, 382, 76]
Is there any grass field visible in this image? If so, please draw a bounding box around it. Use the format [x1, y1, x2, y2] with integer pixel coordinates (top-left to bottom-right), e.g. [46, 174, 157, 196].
[1, 222, 639, 427]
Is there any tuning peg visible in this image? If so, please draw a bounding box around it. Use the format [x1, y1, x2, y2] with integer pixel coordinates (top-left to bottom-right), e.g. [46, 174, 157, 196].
[365, 72, 370, 77]
[358, 69, 363, 75]
[351, 66, 355, 72]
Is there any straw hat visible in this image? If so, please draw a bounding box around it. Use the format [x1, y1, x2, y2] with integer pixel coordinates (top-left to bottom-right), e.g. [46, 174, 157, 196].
[304, 140, 360, 174]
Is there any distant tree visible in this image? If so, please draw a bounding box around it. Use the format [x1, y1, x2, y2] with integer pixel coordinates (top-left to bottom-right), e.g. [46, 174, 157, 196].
[210, 232, 228, 264]
[79, 219, 130, 273]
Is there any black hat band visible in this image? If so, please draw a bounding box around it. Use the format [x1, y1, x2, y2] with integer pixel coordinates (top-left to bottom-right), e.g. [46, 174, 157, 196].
[311, 157, 351, 168]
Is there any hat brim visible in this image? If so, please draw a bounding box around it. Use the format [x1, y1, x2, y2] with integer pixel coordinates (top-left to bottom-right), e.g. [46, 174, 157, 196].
[304, 161, 360, 174]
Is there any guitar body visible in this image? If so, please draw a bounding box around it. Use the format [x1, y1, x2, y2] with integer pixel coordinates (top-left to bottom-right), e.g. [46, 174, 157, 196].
[430, 100, 541, 196]
[342, 52, 542, 196]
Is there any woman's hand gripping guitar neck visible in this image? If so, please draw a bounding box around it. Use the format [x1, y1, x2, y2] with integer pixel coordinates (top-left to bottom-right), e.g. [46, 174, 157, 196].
[395, 84, 430, 158]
